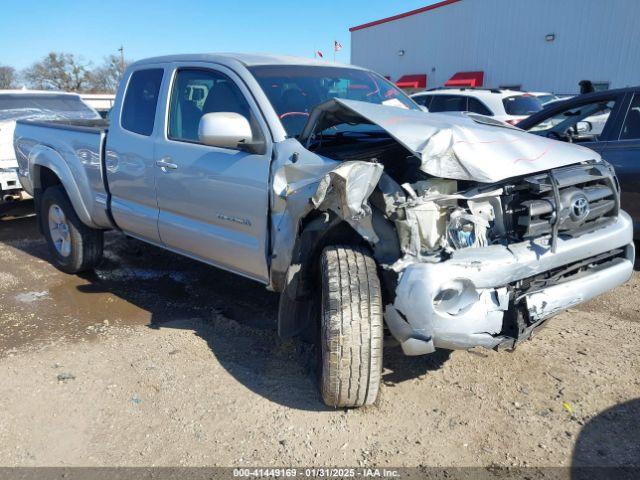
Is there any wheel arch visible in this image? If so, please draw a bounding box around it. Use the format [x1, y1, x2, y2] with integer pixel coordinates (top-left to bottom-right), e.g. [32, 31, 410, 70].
[30, 146, 98, 228]
[277, 210, 373, 339]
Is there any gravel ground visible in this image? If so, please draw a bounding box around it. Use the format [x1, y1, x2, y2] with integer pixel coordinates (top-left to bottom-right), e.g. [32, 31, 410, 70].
[0, 201, 638, 467]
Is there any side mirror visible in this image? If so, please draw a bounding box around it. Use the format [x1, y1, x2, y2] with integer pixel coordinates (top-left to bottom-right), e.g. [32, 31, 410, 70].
[576, 121, 592, 134]
[419, 105, 429, 113]
[198, 112, 263, 153]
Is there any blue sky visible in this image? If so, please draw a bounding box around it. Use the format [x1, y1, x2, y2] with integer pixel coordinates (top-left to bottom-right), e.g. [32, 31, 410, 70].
[1, 0, 437, 70]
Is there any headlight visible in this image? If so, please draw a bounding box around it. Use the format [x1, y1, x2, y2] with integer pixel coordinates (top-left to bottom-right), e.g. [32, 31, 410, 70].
[446, 208, 489, 250]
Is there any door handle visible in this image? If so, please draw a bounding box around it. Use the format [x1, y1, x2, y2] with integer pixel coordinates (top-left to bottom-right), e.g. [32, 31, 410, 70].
[156, 157, 178, 171]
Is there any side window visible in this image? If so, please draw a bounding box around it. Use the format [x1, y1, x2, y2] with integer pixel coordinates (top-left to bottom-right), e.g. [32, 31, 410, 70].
[529, 99, 616, 142]
[467, 97, 493, 116]
[620, 95, 640, 141]
[412, 94, 431, 108]
[168, 68, 257, 144]
[428, 95, 467, 113]
[121, 69, 164, 136]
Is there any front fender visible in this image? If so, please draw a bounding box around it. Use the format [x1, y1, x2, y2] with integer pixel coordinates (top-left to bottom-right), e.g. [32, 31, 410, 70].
[29, 145, 99, 228]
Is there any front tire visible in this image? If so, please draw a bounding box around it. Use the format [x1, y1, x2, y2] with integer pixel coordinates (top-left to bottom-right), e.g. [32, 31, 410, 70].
[40, 186, 103, 274]
[319, 245, 383, 408]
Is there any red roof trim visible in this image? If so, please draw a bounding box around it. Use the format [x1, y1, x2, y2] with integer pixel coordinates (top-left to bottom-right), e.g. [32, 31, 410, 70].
[349, 0, 463, 32]
[444, 71, 484, 87]
[395, 74, 427, 89]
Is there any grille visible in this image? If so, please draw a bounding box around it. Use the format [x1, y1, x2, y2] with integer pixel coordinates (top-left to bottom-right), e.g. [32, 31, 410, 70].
[503, 162, 620, 242]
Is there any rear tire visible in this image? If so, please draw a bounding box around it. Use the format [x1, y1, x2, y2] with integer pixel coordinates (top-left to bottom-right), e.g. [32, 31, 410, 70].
[40, 186, 103, 274]
[319, 245, 383, 408]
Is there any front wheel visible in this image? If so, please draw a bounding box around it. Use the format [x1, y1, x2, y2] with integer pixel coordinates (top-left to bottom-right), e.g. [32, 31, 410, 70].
[40, 186, 103, 274]
[319, 245, 383, 408]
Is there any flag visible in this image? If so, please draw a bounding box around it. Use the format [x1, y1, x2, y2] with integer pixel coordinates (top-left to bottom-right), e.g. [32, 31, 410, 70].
[316, 50, 324, 58]
[334, 41, 343, 52]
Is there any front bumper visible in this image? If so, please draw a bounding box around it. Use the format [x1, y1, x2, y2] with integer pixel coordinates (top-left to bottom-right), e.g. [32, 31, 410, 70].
[385, 211, 635, 355]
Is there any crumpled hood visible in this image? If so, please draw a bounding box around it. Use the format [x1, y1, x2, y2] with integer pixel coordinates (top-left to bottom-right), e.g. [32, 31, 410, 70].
[300, 99, 599, 183]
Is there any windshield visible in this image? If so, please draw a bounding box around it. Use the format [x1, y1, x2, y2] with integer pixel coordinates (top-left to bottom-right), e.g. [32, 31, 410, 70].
[502, 95, 543, 116]
[249, 65, 418, 137]
[0, 94, 100, 122]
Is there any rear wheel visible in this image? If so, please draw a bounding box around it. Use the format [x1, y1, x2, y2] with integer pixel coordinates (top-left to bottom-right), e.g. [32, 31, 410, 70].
[319, 245, 383, 408]
[41, 186, 103, 274]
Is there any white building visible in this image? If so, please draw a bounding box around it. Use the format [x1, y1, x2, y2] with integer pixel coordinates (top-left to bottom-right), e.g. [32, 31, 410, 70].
[350, 0, 640, 94]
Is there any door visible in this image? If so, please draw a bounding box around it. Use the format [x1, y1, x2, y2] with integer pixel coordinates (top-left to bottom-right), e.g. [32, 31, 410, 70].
[600, 93, 640, 232]
[154, 65, 272, 283]
[106, 67, 165, 243]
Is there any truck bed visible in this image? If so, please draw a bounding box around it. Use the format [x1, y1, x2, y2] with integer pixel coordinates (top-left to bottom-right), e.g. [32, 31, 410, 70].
[19, 118, 109, 133]
[13, 119, 114, 229]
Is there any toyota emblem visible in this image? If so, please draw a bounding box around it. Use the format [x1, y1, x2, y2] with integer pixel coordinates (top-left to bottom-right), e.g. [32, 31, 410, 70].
[571, 195, 590, 221]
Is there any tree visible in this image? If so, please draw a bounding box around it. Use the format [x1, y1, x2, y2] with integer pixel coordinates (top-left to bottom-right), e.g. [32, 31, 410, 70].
[87, 55, 128, 93]
[0, 65, 17, 89]
[23, 52, 91, 91]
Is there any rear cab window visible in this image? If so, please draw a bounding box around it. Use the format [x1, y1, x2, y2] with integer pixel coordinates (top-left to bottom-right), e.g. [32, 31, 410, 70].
[502, 95, 543, 115]
[121, 69, 164, 136]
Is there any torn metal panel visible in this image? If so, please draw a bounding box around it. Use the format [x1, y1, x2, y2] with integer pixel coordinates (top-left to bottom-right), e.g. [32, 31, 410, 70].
[384, 305, 435, 356]
[525, 254, 633, 322]
[385, 261, 509, 354]
[311, 161, 384, 243]
[269, 140, 385, 291]
[311, 161, 383, 219]
[371, 173, 406, 218]
[468, 196, 505, 237]
[269, 138, 339, 291]
[301, 98, 600, 183]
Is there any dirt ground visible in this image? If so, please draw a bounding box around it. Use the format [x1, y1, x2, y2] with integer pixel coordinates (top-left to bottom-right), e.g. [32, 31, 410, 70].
[0, 201, 638, 467]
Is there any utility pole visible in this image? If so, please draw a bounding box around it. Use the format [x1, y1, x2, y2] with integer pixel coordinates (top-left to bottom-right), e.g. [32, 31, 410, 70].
[118, 45, 125, 73]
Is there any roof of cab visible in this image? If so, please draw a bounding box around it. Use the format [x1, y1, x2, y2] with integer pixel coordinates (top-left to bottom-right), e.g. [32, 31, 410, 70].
[129, 53, 363, 70]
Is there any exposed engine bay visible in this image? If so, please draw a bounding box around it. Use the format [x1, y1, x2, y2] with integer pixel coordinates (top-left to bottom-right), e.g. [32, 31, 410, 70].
[271, 98, 634, 354]
[304, 100, 620, 267]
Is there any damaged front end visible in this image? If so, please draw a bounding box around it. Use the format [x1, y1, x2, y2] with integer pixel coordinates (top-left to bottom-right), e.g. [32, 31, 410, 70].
[271, 99, 635, 354]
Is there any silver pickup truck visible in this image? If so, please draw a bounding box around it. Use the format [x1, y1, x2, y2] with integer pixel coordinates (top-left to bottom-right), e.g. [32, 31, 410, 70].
[14, 54, 634, 408]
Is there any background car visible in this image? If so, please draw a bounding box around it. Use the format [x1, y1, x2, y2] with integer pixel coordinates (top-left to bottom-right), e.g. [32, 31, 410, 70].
[517, 86, 640, 237]
[530, 91, 561, 105]
[80, 93, 116, 119]
[0, 90, 101, 202]
[411, 88, 544, 125]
